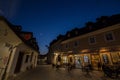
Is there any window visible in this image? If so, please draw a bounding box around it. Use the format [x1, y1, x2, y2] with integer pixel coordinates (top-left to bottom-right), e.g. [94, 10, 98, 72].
[102, 54, 109, 64]
[89, 36, 96, 44]
[111, 52, 120, 64]
[105, 32, 114, 41]
[84, 55, 89, 62]
[74, 41, 79, 47]
[66, 44, 68, 48]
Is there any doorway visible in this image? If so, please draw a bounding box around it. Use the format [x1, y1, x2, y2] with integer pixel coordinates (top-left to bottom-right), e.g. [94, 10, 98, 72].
[91, 54, 100, 70]
[14, 52, 24, 73]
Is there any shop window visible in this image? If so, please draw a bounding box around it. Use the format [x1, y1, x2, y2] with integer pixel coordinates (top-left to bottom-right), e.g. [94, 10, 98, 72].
[62, 56, 68, 63]
[105, 32, 115, 42]
[111, 52, 120, 64]
[102, 54, 109, 64]
[84, 55, 89, 62]
[89, 36, 96, 44]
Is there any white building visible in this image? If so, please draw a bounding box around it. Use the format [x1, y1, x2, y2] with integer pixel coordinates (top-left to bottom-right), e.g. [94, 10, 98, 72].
[0, 16, 39, 80]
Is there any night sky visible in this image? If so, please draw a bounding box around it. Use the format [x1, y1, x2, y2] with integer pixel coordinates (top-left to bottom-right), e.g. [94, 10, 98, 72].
[0, 0, 120, 55]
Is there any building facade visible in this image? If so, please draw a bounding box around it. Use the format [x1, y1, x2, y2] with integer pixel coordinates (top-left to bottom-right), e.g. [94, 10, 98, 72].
[61, 24, 120, 69]
[0, 16, 39, 80]
[49, 14, 120, 70]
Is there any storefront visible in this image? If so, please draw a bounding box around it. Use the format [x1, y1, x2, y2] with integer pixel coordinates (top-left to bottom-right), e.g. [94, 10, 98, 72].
[91, 54, 100, 70]
[99, 47, 120, 65]
[52, 53, 59, 65]
[82, 54, 91, 66]
[73, 53, 91, 68]
[74, 55, 83, 68]
[110, 52, 120, 64]
[62, 56, 68, 64]
[100, 52, 112, 65]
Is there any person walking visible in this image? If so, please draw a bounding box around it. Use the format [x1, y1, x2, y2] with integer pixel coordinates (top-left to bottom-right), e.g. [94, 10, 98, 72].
[67, 57, 73, 72]
[56, 55, 61, 70]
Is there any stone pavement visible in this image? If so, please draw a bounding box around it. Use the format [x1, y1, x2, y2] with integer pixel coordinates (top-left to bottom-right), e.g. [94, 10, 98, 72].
[14, 65, 120, 80]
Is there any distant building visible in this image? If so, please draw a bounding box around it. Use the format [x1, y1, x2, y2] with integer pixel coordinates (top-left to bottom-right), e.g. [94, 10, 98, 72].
[0, 16, 40, 80]
[48, 14, 120, 70]
[37, 54, 47, 65]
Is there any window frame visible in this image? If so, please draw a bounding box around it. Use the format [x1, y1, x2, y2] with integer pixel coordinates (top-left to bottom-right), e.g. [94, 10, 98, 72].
[74, 41, 79, 47]
[88, 36, 96, 45]
[104, 32, 115, 42]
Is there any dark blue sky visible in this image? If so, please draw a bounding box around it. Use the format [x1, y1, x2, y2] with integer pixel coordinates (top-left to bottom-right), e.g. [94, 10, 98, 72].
[0, 0, 120, 55]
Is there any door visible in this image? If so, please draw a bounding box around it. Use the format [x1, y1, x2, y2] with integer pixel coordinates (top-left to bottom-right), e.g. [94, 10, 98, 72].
[91, 54, 100, 70]
[14, 52, 24, 73]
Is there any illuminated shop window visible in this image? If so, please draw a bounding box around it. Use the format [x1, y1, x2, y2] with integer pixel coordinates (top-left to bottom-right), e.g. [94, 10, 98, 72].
[111, 52, 120, 64]
[102, 54, 109, 64]
[62, 56, 68, 63]
[84, 55, 89, 62]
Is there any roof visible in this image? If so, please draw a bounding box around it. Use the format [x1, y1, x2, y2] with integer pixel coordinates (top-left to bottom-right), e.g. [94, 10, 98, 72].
[49, 14, 120, 46]
[0, 16, 40, 53]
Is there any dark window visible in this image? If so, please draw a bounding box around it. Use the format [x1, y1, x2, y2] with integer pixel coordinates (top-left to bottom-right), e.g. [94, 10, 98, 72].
[74, 41, 78, 46]
[66, 44, 68, 48]
[89, 37, 96, 44]
[105, 32, 114, 41]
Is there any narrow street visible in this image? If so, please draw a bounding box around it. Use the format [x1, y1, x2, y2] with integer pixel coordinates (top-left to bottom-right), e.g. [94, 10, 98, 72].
[14, 65, 119, 80]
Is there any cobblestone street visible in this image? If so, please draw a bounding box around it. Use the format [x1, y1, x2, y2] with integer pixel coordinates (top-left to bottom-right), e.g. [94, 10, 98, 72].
[14, 65, 119, 80]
